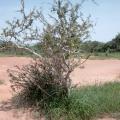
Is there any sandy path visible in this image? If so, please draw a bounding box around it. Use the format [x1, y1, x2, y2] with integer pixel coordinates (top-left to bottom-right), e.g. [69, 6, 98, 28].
[0, 57, 31, 102]
[0, 57, 33, 120]
[0, 57, 120, 120]
[71, 60, 120, 86]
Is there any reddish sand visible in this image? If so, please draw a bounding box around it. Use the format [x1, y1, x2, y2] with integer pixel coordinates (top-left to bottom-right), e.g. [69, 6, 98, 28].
[71, 59, 120, 86]
[97, 118, 116, 120]
[0, 57, 120, 120]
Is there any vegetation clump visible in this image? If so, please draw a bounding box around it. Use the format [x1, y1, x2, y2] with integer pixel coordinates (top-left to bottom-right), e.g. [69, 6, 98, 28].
[0, 0, 92, 118]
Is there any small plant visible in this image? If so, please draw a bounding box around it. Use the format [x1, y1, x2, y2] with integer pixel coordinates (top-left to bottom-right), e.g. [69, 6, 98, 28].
[0, 80, 4, 85]
[105, 48, 110, 56]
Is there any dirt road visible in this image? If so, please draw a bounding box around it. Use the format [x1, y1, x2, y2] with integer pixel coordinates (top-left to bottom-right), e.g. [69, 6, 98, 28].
[71, 59, 120, 86]
[0, 57, 120, 120]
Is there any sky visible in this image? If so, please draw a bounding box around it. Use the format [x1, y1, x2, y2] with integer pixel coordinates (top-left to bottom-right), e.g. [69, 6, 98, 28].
[0, 0, 120, 42]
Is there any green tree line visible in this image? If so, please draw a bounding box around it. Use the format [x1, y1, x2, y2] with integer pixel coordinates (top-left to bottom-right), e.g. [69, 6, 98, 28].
[80, 33, 120, 53]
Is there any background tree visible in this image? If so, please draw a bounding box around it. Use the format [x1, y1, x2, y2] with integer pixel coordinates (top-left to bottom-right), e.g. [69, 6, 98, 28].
[105, 33, 120, 52]
[80, 40, 105, 53]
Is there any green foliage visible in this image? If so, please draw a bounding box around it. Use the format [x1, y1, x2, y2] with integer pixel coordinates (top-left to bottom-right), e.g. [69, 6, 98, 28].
[106, 33, 120, 51]
[89, 52, 120, 60]
[0, 41, 33, 56]
[80, 33, 120, 54]
[80, 41, 105, 53]
[46, 82, 120, 120]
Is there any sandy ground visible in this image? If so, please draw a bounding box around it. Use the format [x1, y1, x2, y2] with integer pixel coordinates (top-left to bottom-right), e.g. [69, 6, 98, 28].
[71, 59, 120, 86]
[97, 118, 116, 120]
[0, 57, 120, 120]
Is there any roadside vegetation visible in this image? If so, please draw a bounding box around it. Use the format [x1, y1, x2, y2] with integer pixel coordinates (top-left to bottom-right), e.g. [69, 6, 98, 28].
[0, 33, 120, 59]
[80, 33, 120, 59]
[0, 41, 33, 57]
[44, 82, 120, 120]
[86, 52, 120, 60]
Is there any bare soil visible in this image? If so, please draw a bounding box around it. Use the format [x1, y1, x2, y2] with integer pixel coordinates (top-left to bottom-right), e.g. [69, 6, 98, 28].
[0, 57, 120, 120]
[97, 118, 116, 120]
[71, 59, 120, 86]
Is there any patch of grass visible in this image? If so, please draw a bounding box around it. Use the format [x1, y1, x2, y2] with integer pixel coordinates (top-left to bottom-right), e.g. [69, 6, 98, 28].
[46, 82, 120, 120]
[89, 52, 120, 60]
[0, 52, 33, 57]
